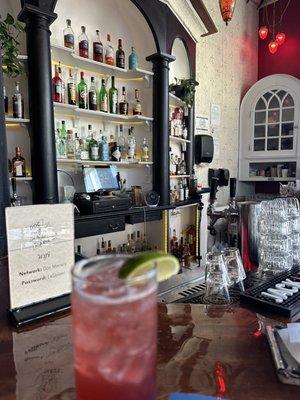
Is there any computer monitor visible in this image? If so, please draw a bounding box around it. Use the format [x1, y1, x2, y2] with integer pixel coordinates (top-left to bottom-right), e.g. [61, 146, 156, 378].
[83, 166, 120, 193]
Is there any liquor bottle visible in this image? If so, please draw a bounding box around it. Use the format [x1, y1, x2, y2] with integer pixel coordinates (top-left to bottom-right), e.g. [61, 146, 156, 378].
[89, 133, 99, 161]
[141, 138, 149, 162]
[64, 19, 74, 49]
[135, 230, 142, 252]
[179, 179, 184, 201]
[93, 29, 103, 62]
[116, 39, 125, 69]
[80, 128, 89, 160]
[99, 136, 110, 161]
[119, 86, 128, 115]
[52, 65, 63, 103]
[130, 233, 136, 253]
[60, 120, 68, 140]
[78, 26, 89, 58]
[180, 153, 186, 175]
[66, 130, 76, 159]
[109, 76, 118, 114]
[129, 47, 139, 70]
[184, 241, 192, 268]
[107, 240, 112, 254]
[78, 72, 88, 109]
[75, 132, 83, 160]
[3, 86, 8, 114]
[105, 34, 114, 65]
[109, 134, 116, 157]
[88, 77, 97, 111]
[56, 127, 66, 159]
[76, 245, 82, 256]
[10, 178, 21, 207]
[12, 147, 26, 177]
[118, 125, 127, 160]
[127, 127, 136, 160]
[58, 62, 66, 104]
[111, 145, 121, 162]
[184, 178, 189, 200]
[12, 82, 23, 118]
[99, 79, 108, 112]
[133, 89, 142, 115]
[67, 69, 76, 105]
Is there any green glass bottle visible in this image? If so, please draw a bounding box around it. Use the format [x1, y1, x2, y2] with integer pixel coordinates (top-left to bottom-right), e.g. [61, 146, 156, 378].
[109, 76, 118, 114]
[99, 79, 108, 112]
[60, 120, 68, 139]
[89, 133, 99, 161]
[78, 71, 88, 109]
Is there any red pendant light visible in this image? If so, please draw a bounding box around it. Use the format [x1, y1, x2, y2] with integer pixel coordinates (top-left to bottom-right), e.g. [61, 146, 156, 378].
[276, 32, 286, 45]
[258, 26, 268, 40]
[268, 41, 279, 54]
[219, 0, 236, 25]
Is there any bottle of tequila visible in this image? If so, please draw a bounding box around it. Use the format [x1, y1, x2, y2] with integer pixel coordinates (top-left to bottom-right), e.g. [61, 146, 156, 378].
[78, 26, 89, 58]
[64, 19, 74, 49]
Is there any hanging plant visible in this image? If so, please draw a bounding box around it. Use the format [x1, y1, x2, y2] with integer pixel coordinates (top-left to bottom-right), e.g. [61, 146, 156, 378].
[169, 78, 199, 107]
[0, 13, 24, 78]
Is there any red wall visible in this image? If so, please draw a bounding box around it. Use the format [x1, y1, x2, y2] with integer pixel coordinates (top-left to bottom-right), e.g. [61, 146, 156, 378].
[258, 0, 300, 79]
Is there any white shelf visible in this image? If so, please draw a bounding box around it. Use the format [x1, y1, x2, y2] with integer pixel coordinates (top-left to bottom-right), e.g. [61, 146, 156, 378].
[169, 136, 191, 144]
[57, 159, 153, 167]
[5, 117, 30, 124]
[247, 177, 296, 182]
[170, 175, 190, 179]
[10, 176, 32, 181]
[51, 44, 153, 81]
[169, 92, 185, 107]
[53, 102, 153, 123]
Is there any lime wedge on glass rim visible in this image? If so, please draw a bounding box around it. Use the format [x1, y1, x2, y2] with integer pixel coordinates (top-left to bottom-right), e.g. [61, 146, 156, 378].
[119, 251, 180, 282]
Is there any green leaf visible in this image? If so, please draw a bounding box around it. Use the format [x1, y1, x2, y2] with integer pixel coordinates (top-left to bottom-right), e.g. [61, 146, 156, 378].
[4, 13, 14, 25]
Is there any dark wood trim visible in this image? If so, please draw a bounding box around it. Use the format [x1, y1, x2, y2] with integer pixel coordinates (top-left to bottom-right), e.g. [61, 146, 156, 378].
[190, 0, 218, 37]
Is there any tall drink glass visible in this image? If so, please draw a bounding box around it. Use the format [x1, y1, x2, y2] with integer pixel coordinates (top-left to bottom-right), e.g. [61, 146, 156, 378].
[72, 255, 157, 400]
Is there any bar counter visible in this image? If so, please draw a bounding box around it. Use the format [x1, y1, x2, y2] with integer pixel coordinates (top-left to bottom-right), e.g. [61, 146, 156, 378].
[0, 259, 300, 399]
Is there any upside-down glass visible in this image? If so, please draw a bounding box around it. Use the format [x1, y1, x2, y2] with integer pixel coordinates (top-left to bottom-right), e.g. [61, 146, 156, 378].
[72, 256, 157, 400]
[204, 252, 230, 304]
[222, 247, 246, 291]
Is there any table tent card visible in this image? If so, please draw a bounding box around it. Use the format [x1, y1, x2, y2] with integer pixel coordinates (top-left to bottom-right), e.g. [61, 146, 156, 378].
[6, 204, 74, 322]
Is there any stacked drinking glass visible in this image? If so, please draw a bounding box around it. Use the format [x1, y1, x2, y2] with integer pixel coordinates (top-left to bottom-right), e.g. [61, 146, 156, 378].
[258, 197, 300, 275]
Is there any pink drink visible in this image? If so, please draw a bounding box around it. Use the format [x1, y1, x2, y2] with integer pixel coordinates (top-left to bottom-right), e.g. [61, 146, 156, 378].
[72, 256, 157, 400]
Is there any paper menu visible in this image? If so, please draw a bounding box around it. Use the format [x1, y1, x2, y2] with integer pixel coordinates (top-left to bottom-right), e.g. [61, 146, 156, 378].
[6, 204, 74, 309]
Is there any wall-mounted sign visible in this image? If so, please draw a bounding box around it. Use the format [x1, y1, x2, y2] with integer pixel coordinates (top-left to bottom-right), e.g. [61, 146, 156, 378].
[6, 204, 74, 310]
[195, 115, 209, 132]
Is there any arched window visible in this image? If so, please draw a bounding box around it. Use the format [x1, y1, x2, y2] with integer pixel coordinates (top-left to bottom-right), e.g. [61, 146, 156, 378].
[253, 90, 295, 152]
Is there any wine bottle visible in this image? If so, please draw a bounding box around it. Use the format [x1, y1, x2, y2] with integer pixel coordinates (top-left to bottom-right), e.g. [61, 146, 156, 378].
[67, 69, 76, 105]
[99, 79, 108, 112]
[109, 76, 118, 114]
[119, 86, 128, 115]
[12, 82, 23, 118]
[116, 39, 125, 69]
[93, 29, 103, 62]
[78, 71, 88, 109]
[78, 26, 89, 58]
[52, 65, 63, 103]
[88, 77, 97, 111]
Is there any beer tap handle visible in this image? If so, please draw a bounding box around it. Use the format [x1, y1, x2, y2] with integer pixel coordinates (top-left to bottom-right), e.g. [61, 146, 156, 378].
[230, 177, 237, 199]
[210, 177, 219, 204]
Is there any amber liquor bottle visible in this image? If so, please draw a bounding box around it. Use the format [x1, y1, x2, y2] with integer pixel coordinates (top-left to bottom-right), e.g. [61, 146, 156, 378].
[78, 26, 89, 58]
[119, 86, 128, 115]
[12, 147, 26, 177]
[93, 30, 103, 62]
[116, 39, 125, 69]
[133, 89, 142, 115]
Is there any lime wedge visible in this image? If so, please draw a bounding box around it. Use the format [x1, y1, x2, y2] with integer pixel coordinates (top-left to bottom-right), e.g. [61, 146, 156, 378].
[119, 251, 180, 282]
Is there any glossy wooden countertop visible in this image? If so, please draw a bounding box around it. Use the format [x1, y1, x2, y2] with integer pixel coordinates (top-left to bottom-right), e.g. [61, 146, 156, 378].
[0, 258, 300, 399]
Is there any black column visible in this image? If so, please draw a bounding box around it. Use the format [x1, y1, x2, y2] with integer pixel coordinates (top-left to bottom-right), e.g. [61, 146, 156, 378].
[0, 56, 11, 257]
[186, 106, 195, 175]
[146, 53, 175, 205]
[18, 3, 58, 204]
